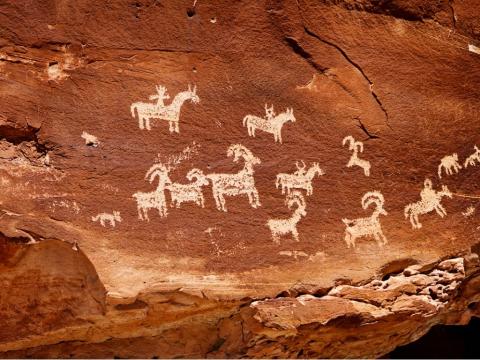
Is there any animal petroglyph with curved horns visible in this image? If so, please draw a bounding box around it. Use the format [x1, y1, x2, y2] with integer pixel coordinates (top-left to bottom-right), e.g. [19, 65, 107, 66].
[206, 144, 261, 212]
[404, 179, 452, 229]
[342, 135, 371, 176]
[130, 84, 199, 133]
[267, 191, 307, 244]
[342, 191, 388, 248]
[276, 161, 324, 196]
[132, 163, 172, 221]
[166, 168, 209, 209]
[243, 104, 296, 143]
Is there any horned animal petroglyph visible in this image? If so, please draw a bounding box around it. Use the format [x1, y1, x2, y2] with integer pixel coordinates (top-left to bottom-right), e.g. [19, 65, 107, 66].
[206, 144, 261, 212]
[132, 163, 172, 220]
[342, 135, 371, 176]
[130, 84, 199, 133]
[464, 146, 480, 168]
[275, 161, 324, 196]
[267, 191, 307, 244]
[166, 168, 209, 208]
[404, 179, 452, 229]
[342, 191, 387, 248]
[243, 104, 296, 143]
[438, 153, 462, 178]
[92, 211, 121, 227]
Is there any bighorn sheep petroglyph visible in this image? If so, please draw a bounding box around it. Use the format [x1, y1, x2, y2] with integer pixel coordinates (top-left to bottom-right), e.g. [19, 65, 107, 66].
[267, 191, 307, 244]
[206, 144, 261, 212]
[342, 135, 371, 176]
[342, 191, 387, 248]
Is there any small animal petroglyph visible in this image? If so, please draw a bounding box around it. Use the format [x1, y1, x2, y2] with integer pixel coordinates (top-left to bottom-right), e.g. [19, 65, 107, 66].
[92, 211, 121, 227]
[276, 161, 324, 196]
[404, 179, 452, 229]
[342, 136, 371, 176]
[206, 144, 261, 212]
[462, 206, 476, 217]
[438, 153, 462, 178]
[166, 168, 209, 208]
[267, 191, 306, 244]
[130, 84, 199, 133]
[243, 104, 296, 143]
[342, 191, 387, 248]
[81, 131, 99, 147]
[278, 250, 309, 260]
[464, 145, 480, 168]
[133, 163, 171, 220]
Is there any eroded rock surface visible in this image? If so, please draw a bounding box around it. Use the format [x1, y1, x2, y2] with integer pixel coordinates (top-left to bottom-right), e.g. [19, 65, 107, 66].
[1, 0, 480, 358]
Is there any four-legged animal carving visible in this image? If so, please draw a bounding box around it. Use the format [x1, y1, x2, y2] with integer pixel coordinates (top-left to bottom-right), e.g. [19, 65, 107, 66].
[404, 179, 452, 229]
[464, 145, 480, 168]
[267, 191, 306, 244]
[131, 84, 200, 133]
[206, 144, 261, 212]
[92, 211, 121, 227]
[166, 168, 209, 208]
[438, 153, 462, 178]
[276, 161, 324, 195]
[342, 135, 371, 176]
[132, 163, 172, 220]
[243, 104, 296, 143]
[342, 191, 388, 248]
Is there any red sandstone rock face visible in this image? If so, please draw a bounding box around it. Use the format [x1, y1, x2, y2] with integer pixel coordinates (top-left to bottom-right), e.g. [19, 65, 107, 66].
[1, 0, 480, 357]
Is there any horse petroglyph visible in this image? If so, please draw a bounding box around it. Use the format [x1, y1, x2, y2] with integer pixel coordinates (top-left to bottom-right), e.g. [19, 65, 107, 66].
[206, 144, 261, 212]
[133, 163, 171, 221]
[438, 153, 462, 178]
[342, 136, 371, 176]
[404, 179, 452, 229]
[342, 191, 388, 248]
[267, 191, 307, 244]
[243, 104, 295, 143]
[92, 211, 121, 227]
[464, 146, 480, 168]
[130, 84, 199, 133]
[276, 161, 324, 196]
[166, 168, 209, 208]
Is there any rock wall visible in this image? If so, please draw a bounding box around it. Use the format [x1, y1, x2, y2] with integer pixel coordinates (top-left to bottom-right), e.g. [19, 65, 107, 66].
[1, 0, 480, 357]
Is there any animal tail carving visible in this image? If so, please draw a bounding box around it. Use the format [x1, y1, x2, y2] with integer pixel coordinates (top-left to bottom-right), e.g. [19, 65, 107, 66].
[437, 164, 443, 179]
[275, 175, 281, 189]
[243, 115, 250, 127]
[91, 215, 100, 222]
[342, 218, 353, 226]
[130, 103, 137, 118]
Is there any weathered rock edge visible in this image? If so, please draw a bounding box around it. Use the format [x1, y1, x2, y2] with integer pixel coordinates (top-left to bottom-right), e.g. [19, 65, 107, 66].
[1, 238, 479, 358]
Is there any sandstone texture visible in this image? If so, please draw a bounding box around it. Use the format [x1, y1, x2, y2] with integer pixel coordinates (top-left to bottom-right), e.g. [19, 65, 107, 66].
[1, 0, 480, 358]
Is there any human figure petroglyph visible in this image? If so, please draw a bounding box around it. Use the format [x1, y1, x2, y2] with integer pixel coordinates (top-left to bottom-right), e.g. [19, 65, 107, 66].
[464, 146, 480, 168]
[276, 161, 324, 196]
[92, 211, 121, 227]
[342, 136, 371, 176]
[438, 153, 462, 178]
[130, 84, 199, 133]
[132, 163, 171, 221]
[166, 168, 209, 208]
[206, 144, 261, 212]
[342, 191, 388, 248]
[404, 179, 452, 229]
[243, 104, 296, 143]
[267, 191, 307, 244]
